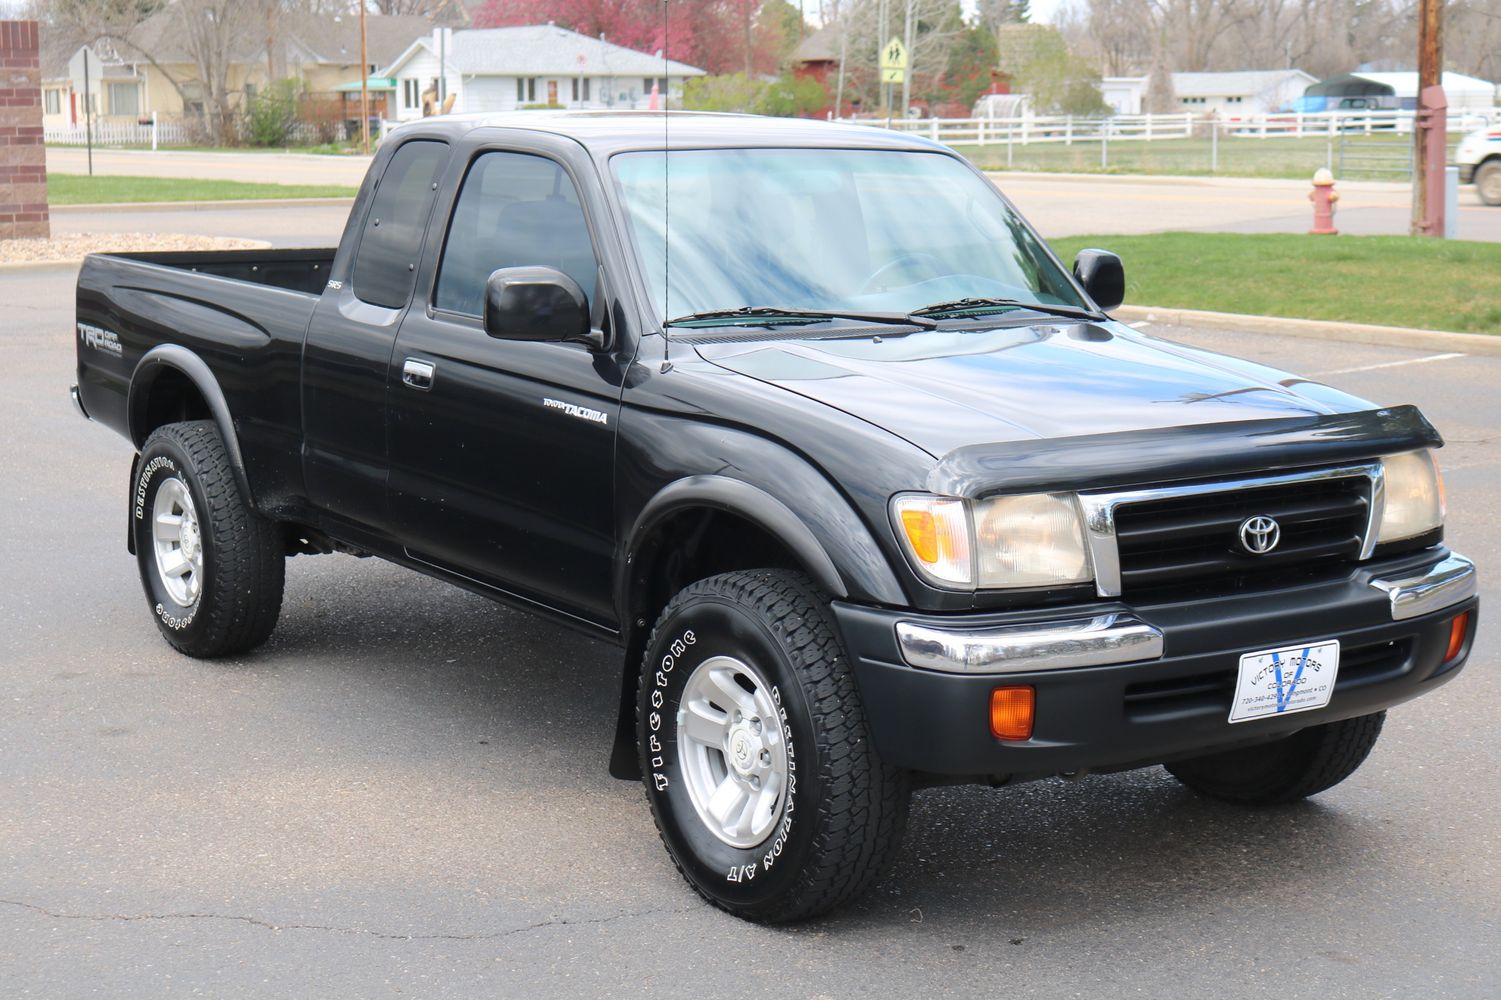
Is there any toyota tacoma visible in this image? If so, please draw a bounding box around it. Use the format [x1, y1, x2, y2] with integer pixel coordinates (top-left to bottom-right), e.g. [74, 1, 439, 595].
[72, 112, 1479, 922]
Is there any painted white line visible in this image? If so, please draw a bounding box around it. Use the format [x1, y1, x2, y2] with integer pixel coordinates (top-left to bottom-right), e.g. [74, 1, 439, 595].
[1315, 352, 1465, 376]
[1128, 320, 1151, 329]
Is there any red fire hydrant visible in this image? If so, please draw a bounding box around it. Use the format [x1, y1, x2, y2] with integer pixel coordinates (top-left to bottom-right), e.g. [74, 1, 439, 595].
[1309, 168, 1339, 235]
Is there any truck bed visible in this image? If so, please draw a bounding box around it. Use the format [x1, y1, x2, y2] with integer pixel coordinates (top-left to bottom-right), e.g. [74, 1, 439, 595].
[102, 248, 337, 296]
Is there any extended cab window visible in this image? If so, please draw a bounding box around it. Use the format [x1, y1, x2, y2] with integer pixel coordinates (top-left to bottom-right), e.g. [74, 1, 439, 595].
[435, 151, 598, 317]
[352, 139, 449, 309]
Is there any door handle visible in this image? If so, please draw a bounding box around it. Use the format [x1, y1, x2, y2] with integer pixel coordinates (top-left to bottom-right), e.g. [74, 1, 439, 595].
[402, 358, 435, 391]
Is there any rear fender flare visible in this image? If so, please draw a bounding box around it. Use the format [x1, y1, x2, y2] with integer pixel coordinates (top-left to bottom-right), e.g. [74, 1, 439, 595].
[127, 345, 254, 508]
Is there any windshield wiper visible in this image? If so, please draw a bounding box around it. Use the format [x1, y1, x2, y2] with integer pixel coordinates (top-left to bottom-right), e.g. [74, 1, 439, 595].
[909, 297, 1097, 321]
[666, 306, 937, 329]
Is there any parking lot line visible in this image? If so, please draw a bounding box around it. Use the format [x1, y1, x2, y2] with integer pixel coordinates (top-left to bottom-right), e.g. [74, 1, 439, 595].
[1314, 352, 1466, 376]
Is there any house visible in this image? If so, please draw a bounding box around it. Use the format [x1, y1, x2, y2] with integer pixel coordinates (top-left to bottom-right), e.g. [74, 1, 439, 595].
[379, 24, 706, 121]
[789, 24, 841, 118]
[1299, 71, 1496, 113]
[1102, 70, 1317, 117]
[41, 11, 432, 130]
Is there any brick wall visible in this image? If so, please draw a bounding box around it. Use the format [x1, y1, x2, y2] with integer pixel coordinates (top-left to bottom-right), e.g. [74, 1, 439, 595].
[0, 21, 48, 240]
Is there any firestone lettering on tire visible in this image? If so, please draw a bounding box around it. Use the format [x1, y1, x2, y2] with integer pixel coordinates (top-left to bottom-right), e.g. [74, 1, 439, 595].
[134, 456, 176, 520]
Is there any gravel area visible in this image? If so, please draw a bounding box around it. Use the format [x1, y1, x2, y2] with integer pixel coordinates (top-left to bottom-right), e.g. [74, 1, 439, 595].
[0, 232, 269, 265]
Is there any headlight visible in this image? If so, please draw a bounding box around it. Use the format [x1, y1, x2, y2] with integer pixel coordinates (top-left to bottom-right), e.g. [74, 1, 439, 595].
[893, 492, 1092, 590]
[1378, 450, 1445, 543]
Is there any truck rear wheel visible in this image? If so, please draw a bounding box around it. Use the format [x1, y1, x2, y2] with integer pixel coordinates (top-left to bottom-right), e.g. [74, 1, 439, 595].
[1166, 711, 1385, 805]
[1477, 160, 1501, 206]
[638, 570, 908, 923]
[132, 420, 284, 658]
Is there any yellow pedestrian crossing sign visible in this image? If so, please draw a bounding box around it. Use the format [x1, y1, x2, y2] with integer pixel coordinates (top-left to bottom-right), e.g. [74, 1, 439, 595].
[880, 37, 907, 84]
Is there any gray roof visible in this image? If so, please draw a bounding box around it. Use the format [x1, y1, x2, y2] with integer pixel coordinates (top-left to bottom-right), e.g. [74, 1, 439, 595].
[791, 24, 842, 64]
[1170, 70, 1317, 98]
[105, 10, 428, 69]
[391, 25, 704, 78]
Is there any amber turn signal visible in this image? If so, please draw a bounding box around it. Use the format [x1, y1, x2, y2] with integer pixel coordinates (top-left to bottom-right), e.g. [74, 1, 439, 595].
[990, 686, 1035, 741]
[1444, 611, 1471, 663]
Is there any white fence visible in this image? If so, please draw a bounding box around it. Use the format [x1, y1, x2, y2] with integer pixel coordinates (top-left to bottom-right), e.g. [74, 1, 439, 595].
[841, 108, 1501, 146]
[45, 115, 192, 148]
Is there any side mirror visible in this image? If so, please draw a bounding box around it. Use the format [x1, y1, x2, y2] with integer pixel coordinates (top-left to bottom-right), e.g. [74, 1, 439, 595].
[1072, 249, 1125, 312]
[483, 266, 600, 348]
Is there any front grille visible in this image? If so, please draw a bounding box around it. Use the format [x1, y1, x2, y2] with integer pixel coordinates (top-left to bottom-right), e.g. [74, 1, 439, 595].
[1113, 475, 1370, 601]
[1123, 637, 1413, 721]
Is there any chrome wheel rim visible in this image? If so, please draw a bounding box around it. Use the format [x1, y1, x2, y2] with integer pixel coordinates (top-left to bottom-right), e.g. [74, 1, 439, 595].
[151, 477, 203, 607]
[676, 655, 790, 849]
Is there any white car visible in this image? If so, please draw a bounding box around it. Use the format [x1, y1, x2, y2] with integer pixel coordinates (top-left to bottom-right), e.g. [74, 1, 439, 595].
[1457, 126, 1501, 205]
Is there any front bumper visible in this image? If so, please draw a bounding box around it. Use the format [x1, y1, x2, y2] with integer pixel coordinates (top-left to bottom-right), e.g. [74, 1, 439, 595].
[834, 550, 1478, 780]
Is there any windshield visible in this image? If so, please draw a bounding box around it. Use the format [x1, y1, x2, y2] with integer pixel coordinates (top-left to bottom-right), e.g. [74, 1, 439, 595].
[610, 147, 1088, 325]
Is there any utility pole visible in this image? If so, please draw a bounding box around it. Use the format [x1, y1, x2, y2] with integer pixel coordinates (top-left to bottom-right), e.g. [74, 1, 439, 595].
[359, 0, 370, 155]
[82, 47, 93, 175]
[877, 0, 888, 116]
[1411, 0, 1445, 236]
[899, 0, 913, 117]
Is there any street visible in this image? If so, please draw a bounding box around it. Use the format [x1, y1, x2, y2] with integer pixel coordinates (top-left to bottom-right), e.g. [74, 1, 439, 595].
[1, 254, 1496, 997]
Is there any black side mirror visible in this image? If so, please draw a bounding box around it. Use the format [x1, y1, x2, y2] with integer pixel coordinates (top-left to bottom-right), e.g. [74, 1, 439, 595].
[483, 266, 601, 348]
[1073, 249, 1125, 312]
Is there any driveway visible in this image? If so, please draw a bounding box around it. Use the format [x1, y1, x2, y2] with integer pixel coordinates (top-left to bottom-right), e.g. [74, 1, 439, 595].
[2, 266, 1497, 997]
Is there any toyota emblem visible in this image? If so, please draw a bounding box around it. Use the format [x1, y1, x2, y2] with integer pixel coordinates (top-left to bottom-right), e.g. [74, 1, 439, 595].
[1239, 515, 1281, 555]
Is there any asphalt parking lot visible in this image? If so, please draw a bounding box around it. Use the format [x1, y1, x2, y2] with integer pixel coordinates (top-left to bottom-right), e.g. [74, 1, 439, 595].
[2, 264, 1496, 998]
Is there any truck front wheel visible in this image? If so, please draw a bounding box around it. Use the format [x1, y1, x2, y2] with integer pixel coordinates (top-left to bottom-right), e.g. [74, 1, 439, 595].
[132, 420, 285, 658]
[1477, 160, 1501, 206]
[1166, 711, 1385, 805]
[638, 569, 909, 922]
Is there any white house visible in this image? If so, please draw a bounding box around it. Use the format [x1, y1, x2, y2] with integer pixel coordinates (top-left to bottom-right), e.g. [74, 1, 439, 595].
[1102, 70, 1317, 117]
[380, 24, 706, 121]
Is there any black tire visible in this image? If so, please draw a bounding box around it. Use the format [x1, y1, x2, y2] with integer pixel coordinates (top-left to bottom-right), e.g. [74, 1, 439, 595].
[1477, 160, 1501, 207]
[1166, 711, 1385, 806]
[638, 569, 909, 923]
[132, 420, 284, 658]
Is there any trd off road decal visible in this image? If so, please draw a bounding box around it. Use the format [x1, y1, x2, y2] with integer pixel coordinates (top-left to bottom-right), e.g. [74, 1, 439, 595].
[77, 322, 122, 357]
[542, 397, 609, 425]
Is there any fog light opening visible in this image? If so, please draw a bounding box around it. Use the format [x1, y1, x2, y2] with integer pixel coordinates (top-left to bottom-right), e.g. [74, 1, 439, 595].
[990, 686, 1035, 741]
[1444, 611, 1471, 663]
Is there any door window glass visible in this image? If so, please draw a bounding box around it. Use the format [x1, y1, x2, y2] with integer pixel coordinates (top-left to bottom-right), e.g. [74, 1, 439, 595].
[434, 151, 598, 317]
[351, 139, 448, 309]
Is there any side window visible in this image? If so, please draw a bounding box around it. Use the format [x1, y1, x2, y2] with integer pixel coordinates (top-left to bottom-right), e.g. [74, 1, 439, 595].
[434, 151, 598, 317]
[352, 139, 449, 309]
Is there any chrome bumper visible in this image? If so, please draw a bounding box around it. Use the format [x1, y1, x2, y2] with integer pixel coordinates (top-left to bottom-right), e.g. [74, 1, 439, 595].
[896, 612, 1163, 675]
[69, 383, 89, 420]
[1370, 553, 1477, 621]
[896, 552, 1476, 676]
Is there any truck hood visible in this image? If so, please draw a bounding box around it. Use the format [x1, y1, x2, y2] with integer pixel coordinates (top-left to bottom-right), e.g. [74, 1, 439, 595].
[694, 321, 1376, 459]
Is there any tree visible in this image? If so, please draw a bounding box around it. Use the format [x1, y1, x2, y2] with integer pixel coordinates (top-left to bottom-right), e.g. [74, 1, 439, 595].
[681, 71, 829, 116]
[995, 23, 1108, 115]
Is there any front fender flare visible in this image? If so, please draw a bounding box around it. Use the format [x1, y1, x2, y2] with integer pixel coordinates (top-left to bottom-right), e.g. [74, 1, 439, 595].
[127, 344, 254, 507]
[622, 474, 849, 604]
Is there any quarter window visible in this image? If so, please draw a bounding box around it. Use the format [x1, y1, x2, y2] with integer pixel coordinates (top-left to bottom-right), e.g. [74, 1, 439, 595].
[435, 151, 598, 317]
[351, 139, 449, 309]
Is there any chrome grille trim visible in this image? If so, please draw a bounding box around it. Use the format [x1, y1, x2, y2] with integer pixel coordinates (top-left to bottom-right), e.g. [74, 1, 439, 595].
[1077, 462, 1384, 598]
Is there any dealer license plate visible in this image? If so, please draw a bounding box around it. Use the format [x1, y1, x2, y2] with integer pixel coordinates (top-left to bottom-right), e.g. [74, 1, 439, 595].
[1228, 640, 1341, 724]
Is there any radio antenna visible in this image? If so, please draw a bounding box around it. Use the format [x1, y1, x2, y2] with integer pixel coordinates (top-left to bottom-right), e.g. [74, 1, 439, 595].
[660, 0, 672, 372]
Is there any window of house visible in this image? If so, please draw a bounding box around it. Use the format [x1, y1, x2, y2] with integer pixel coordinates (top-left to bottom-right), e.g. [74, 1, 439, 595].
[108, 82, 139, 116]
[44, 89, 60, 115]
[514, 77, 536, 103]
[434, 151, 598, 317]
[351, 139, 450, 310]
[404, 78, 420, 109]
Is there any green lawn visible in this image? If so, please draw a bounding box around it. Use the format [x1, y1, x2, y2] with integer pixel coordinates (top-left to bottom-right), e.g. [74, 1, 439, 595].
[958, 133, 1436, 181]
[48, 174, 357, 205]
[1048, 232, 1501, 334]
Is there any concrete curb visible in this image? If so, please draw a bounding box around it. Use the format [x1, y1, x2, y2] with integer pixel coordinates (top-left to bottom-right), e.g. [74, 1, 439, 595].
[51, 197, 355, 214]
[1115, 304, 1501, 356]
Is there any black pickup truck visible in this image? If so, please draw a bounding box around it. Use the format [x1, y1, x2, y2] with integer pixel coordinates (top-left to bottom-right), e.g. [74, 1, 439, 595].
[73, 112, 1478, 922]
